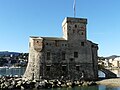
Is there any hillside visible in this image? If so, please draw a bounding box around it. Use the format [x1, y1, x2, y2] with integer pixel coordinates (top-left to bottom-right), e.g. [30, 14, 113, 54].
[0, 51, 20, 56]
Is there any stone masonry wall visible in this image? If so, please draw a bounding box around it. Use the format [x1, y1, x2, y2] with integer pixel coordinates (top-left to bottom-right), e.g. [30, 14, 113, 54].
[23, 17, 98, 81]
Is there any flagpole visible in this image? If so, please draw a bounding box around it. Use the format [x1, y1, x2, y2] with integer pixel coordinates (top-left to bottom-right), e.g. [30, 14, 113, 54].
[73, 0, 76, 17]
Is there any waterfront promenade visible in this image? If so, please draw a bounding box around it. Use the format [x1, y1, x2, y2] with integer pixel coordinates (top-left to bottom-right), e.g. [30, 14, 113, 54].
[97, 78, 120, 87]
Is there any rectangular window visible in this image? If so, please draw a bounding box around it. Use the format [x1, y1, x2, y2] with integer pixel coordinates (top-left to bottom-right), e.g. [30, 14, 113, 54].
[81, 42, 84, 46]
[70, 58, 74, 61]
[46, 66, 51, 71]
[47, 52, 50, 60]
[76, 66, 80, 71]
[62, 52, 66, 60]
[74, 52, 78, 58]
[62, 66, 66, 71]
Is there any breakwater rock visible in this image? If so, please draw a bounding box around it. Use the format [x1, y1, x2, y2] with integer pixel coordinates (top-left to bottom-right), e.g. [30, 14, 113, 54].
[0, 77, 97, 90]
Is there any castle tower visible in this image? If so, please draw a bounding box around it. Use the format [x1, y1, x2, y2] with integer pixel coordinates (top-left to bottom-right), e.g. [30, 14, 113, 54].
[62, 17, 87, 41]
[23, 37, 43, 80]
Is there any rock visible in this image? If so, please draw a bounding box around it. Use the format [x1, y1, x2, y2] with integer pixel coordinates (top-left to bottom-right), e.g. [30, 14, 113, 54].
[53, 80, 58, 85]
[58, 81, 62, 87]
[75, 81, 80, 85]
[61, 84, 67, 87]
[82, 81, 88, 86]
[30, 81, 35, 88]
[0, 79, 5, 83]
[8, 85, 15, 90]
[21, 81, 32, 89]
[88, 81, 97, 86]
[16, 80, 22, 89]
[4, 81, 10, 87]
[21, 86, 25, 90]
[71, 82, 75, 87]
[60, 80, 65, 84]
[26, 80, 31, 84]
[45, 82, 52, 88]
[15, 85, 21, 89]
[35, 82, 43, 89]
[79, 81, 84, 86]
[40, 81, 46, 88]
[11, 80, 16, 86]
[66, 81, 72, 87]
[17, 80, 22, 84]
[1, 83, 5, 89]
[0, 77, 98, 89]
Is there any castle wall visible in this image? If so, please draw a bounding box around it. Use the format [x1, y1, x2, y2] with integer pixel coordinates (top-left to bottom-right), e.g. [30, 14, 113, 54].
[36, 39, 98, 80]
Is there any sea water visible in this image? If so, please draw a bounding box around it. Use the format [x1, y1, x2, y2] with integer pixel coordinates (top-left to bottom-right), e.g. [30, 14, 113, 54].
[23, 85, 120, 90]
[0, 67, 26, 77]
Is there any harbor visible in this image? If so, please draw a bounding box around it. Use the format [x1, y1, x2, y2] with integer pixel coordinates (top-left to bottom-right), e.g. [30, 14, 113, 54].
[0, 67, 26, 77]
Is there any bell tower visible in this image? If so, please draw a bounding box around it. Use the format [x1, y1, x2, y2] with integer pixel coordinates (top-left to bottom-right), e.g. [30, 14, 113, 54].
[62, 17, 87, 41]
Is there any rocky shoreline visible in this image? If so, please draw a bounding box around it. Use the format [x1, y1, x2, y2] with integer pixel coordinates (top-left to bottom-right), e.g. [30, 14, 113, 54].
[0, 76, 97, 90]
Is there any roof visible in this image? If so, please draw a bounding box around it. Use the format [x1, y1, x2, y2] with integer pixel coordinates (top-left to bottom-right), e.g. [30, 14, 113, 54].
[30, 36, 65, 41]
[41, 37, 65, 41]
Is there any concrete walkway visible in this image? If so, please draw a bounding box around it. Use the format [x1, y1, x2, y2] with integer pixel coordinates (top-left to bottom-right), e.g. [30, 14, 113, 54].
[97, 78, 120, 87]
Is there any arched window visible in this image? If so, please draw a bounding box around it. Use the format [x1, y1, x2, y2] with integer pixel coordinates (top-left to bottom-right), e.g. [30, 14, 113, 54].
[75, 24, 77, 28]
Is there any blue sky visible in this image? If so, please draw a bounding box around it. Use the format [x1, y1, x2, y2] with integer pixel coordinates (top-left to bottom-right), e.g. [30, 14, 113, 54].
[0, 0, 120, 57]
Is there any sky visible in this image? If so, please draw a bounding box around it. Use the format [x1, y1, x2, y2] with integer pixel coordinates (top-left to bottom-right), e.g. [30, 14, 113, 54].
[0, 0, 120, 57]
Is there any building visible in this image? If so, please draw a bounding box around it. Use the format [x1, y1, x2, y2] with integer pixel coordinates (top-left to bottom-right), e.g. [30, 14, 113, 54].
[98, 58, 109, 68]
[112, 57, 120, 68]
[23, 17, 98, 80]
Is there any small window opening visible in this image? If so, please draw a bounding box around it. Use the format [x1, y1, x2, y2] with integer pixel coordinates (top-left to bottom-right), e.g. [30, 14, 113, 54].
[47, 52, 50, 60]
[74, 52, 78, 58]
[55, 41, 59, 47]
[62, 52, 66, 60]
[75, 25, 77, 28]
[46, 66, 50, 71]
[76, 66, 80, 71]
[37, 41, 39, 43]
[81, 42, 84, 46]
[81, 32, 84, 35]
[62, 66, 66, 71]
[70, 58, 74, 61]
[92, 45, 94, 48]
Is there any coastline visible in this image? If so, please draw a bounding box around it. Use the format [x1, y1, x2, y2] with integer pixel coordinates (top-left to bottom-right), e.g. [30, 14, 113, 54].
[0, 66, 21, 68]
[97, 78, 120, 87]
[0, 76, 97, 89]
[1, 76, 120, 89]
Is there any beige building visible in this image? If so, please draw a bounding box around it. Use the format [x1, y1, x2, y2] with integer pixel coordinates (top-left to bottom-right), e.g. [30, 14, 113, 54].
[112, 57, 120, 68]
[23, 17, 98, 80]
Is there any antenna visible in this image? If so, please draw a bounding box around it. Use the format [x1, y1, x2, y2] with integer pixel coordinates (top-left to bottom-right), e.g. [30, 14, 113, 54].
[73, 0, 76, 17]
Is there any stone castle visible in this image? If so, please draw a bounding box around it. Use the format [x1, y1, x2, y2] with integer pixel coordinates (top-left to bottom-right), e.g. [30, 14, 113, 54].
[23, 17, 98, 80]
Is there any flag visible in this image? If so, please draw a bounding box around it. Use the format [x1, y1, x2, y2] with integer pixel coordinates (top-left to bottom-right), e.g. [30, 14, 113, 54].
[73, 0, 76, 17]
